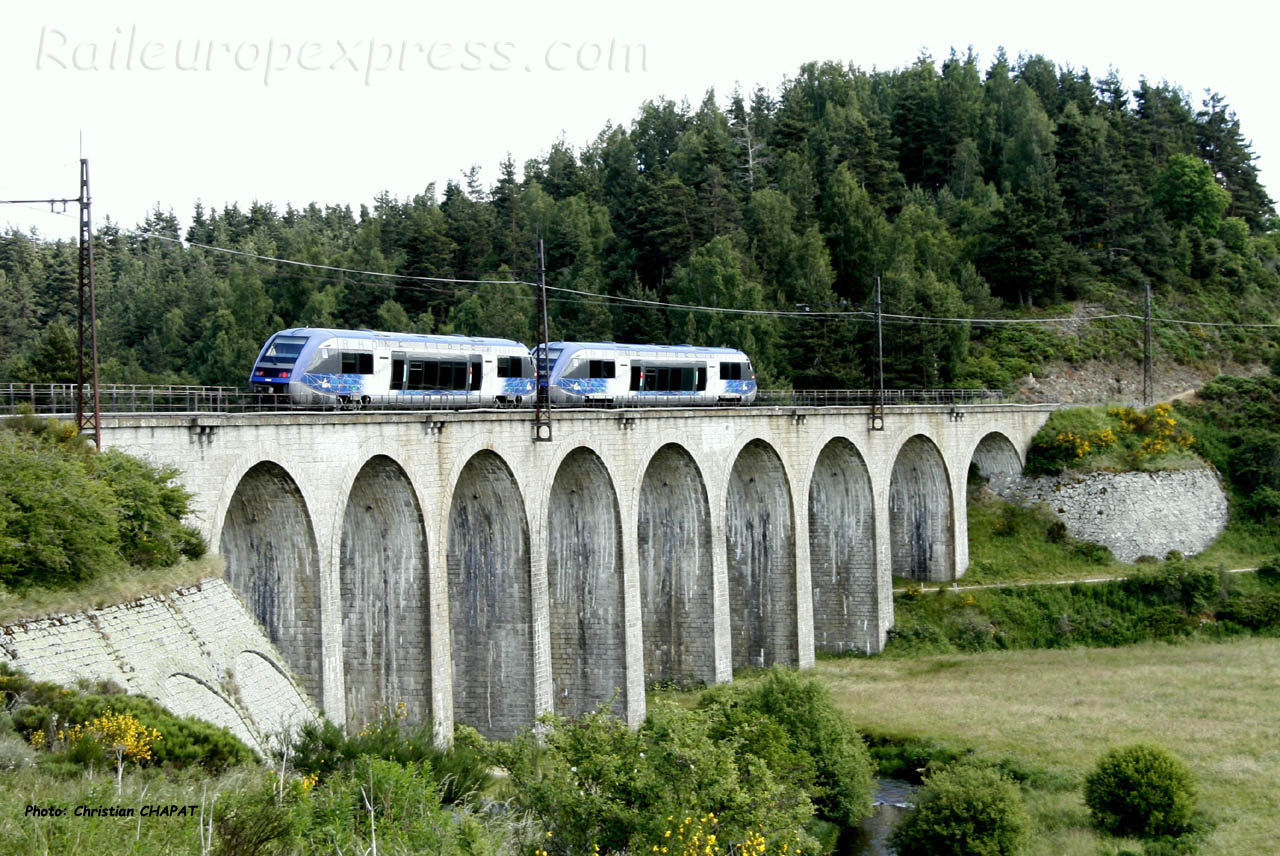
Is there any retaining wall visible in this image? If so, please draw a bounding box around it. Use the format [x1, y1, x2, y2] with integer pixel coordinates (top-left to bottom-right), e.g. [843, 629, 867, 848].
[0, 578, 315, 755]
[989, 468, 1230, 563]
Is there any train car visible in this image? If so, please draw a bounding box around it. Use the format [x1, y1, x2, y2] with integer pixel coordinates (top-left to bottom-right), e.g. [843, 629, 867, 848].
[250, 328, 535, 407]
[532, 341, 757, 406]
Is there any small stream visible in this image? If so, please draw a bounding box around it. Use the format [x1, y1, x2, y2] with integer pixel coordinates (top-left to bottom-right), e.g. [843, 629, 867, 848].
[840, 778, 916, 856]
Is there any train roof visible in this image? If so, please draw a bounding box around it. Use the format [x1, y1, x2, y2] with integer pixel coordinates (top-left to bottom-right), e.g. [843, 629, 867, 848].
[273, 328, 529, 349]
[537, 341, 752, 358]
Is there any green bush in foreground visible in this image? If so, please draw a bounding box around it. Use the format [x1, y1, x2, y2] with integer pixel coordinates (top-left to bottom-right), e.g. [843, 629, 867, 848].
[1, 664, 254, 773]
[212, 759, 503, 856]
[889, 765, 1030, 856]
[491, 701, 817, 855]
[1084, 743, 1197, 838]
[290, 711, 490, 806]
[0, 413, 205, 591]
[697, 666, 875, 828]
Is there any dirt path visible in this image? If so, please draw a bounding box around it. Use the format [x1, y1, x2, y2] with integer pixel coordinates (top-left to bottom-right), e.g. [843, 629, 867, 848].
[892, 566, 1257, 594]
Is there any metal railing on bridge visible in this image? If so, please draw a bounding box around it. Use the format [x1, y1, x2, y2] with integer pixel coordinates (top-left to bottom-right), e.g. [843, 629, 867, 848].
[754, 388, 1004, 407]
[2, 384, 246, 415]
[1, 383, 1005, 417]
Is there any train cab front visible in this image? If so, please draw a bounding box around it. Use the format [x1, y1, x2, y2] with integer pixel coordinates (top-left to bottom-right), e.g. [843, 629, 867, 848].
[250, 334, 308, 397]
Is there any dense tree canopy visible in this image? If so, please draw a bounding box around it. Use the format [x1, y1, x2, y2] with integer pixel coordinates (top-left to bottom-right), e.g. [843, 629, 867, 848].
[1, 52, 1276, 390]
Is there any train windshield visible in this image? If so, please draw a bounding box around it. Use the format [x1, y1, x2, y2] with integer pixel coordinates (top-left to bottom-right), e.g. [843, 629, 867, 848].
[533, 345, 563, 370]
[260, 335, 308, 366]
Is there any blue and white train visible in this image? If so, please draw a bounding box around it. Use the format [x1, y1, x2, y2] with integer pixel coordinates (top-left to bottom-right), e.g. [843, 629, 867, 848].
[533, 341, 757, 405]
[250, 328, 536, 406]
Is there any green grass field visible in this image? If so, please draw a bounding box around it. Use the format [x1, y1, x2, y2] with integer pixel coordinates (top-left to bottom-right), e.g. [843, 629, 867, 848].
[814, 638, 1280, 855]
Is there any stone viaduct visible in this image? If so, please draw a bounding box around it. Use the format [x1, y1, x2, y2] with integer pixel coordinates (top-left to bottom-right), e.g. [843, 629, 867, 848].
[98, 403, 1053, 740]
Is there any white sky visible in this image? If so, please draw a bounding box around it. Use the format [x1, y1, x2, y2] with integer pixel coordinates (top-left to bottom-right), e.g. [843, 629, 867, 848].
[3, 0, 1277, 241]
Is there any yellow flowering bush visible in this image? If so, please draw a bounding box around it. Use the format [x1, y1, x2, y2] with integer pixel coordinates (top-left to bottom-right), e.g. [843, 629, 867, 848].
[1028, 404, 1197, 474]
[635, 813, 807, 855]
[51, 711, 162, 793]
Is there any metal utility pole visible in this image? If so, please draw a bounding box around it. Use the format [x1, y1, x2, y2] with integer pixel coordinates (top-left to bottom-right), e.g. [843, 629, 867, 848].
[1143, 280, 1154, 406]
[870, 275, 885, 431]
[77, 159, 101, 448]
[0, 159, 100, 447]
[533, 238, 553, 441]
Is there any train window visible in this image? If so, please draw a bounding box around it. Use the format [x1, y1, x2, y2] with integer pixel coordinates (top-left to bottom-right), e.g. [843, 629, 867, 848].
[341, 352, 374, 374]
[630, 366, 642, 391]
[497, 356, 524, 378]
[405, 359, 470, 391]
[391, 358, 405, 390]
[697, 367, 707, 390]
[588, 360, 615, 379]
[470, 360, 482, 391]
[719, 362, 745, 381]
[263, 336, 307, 363]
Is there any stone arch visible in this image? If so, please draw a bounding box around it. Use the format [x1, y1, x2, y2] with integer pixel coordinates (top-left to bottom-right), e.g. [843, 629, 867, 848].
[808, 438, 877, 654]
[447, 451, 533, 739]
[219, 461, 323, 701]
[163, 673, 260, 751]
[726, 440, 797, 670]
[638, 444, 714, 688]
[547, 447, 625, 717]
[971, 431, 1023, 478]
[232, 650, 316, 739]
[968, 431, 1023, 497]
[889, 435, 955, 582]
[340, 455, 430, 729]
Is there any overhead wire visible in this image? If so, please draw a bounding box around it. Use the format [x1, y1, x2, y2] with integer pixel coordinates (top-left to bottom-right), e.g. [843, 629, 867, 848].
[101, 226, 1280, 332]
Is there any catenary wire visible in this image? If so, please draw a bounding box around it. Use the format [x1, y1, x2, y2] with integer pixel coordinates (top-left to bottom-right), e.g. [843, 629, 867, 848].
[105, 227, 1280, 332]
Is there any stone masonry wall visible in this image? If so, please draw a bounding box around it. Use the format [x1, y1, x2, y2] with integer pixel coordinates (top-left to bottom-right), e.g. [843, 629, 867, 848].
[0, 578, 315, 755]
[989, 468, 1229, 563]
[100, 404, 1055, 735]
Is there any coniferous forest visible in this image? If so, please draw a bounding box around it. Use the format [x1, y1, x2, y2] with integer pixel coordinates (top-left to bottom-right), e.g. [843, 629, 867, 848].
[2, 51, 1277, 391]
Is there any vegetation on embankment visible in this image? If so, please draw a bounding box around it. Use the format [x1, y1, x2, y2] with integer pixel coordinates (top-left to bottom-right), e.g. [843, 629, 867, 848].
[1175, 374, 1280, 522]
[885, 560, 1280, 657]
[958, 377, 1280, 587]
[0, 412, 207, 620]
[962, 487, 1130, 584]
[1024, 402, 1201, 476]
[3, 666, 876, 855]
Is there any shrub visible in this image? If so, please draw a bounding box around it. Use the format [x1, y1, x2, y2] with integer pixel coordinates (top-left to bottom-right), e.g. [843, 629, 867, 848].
[1069, 540, 1113, 564]
[213, 772, 309, 856]
[1256, 557, 1280, 585]
[889, 765, 1030, 856]
[697, 667, 875, 828]
[885, 620, 952, 655]
[1025, 404, 1199, 476]
[0, 734, 38, 771]
[492, 702, 817, 855]
[1083, 743, 1197, 838]
[0, 416, 203, 589]
[89, 450, 201, 567]
[0, 431, 123, 587]
[290, 712, 489, 805]
[3, 664, 254, 772]
[306, 756, 494, 854]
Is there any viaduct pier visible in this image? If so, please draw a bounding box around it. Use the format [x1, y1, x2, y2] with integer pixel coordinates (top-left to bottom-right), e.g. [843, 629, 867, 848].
[97, 403, 1053, 738]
